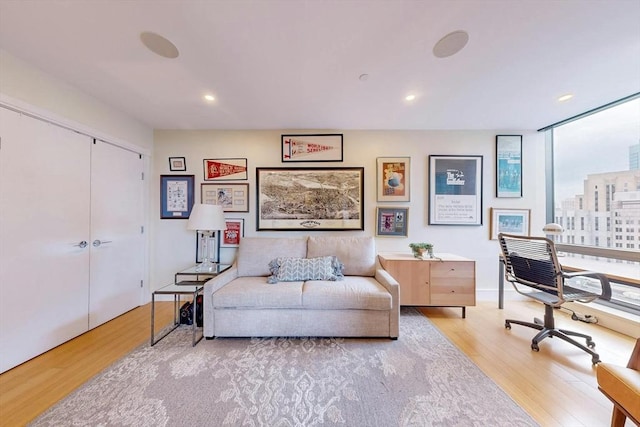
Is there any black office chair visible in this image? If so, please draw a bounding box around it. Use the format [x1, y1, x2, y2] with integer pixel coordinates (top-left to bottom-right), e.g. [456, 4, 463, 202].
[498, 233, 612, 364]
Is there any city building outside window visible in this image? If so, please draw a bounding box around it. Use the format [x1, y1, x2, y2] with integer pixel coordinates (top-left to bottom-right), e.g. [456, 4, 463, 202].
[546, 96, 640, 314]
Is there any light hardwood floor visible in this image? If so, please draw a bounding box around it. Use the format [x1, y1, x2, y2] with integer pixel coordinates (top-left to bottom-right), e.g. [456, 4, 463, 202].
[0, 300, 635, 427]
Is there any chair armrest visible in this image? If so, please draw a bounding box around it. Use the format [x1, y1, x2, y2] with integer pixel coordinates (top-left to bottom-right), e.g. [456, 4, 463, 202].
[203, 265, 239, 293]
[561, 270, 612, 300]
[375, 268, 400, 338]
[202, 264, 239, 337]
[375, 268, 399, 293]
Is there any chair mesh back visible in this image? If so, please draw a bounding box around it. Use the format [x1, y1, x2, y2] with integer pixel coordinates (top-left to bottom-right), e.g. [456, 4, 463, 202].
[498, 234, 560, 292]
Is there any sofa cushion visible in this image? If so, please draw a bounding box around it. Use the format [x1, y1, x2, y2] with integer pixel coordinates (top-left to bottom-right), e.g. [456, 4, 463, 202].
[307, 236, 376, 276]
[237, 237, 308, 277]
[301, 276, 392, 310]
[212, 276, 303, 308]
[267, 256, 343, 283]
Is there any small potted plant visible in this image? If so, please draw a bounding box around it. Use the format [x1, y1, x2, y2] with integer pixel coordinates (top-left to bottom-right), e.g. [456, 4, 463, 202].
[409, 243, 434, 259]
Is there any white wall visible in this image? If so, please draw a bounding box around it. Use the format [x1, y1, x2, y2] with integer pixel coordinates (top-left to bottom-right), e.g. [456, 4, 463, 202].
[0, 49, 153, 151]
[152, 129, 546, 300]
[0, 49, 155, 298]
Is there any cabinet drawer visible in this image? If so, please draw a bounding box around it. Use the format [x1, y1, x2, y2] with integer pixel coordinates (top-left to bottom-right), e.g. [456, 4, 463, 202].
[430, 261, 475, 280]
[430, 261, 476, 306]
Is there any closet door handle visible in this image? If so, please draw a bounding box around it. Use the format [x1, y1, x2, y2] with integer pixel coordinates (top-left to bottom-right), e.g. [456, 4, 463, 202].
[73, 240, 88, 248]
[92, 239, 112, 247]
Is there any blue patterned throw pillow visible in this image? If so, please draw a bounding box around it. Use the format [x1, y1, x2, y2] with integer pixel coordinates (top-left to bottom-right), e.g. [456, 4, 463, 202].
[267, 256, 344, 284]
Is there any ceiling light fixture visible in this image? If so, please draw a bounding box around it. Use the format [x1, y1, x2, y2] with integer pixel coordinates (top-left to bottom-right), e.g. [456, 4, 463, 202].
[558, 94, 574, 102]
[140, 31, 179, 59]
[359, 73, 369, 82]
[433, 30, 469, 58]
[204, 94, 215, 102]
[405, 94, 416, 101]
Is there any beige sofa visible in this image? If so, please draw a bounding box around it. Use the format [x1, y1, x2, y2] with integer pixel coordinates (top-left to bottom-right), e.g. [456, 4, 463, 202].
[203, 236, 400, 339]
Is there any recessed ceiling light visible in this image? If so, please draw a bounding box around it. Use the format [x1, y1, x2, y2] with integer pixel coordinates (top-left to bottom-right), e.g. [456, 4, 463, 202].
[140, 31, 179, 59]
[433, 30, 469, 58]
[204, 94, 215, 102]
[405, 94, 416, 101]
[558, 94, 574, 102]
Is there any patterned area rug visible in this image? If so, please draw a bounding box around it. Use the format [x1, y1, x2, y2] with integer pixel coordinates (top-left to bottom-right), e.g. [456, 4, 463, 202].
[31, 309, 538, 427]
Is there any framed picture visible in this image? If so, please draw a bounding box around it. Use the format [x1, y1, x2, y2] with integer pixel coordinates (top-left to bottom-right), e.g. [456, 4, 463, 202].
[168, 156, 186, 172]
[377, 157, 410, 202]
[496, 135, 523, 198]
[203, 158, 248, 181]
[376, 207, 409, 237]
[256, 167, 364, 231]
[221, 218, 244, 248]
[160, 175, 194, 219]
[428, 155, 483, 225]
[281, 134, 343, 162]
[201, 183, 249, 212]
[195, 231, 219, 263]
[490, 208, 531, 240]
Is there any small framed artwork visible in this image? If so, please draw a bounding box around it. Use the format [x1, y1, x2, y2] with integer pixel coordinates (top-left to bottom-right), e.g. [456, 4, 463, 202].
[221, 218, 245, 248]
[496, 135, 523, 198]
[377, 157, 410, 202]
[281, 134, 343, 162]
[160, 175, 194, 219]
[203, 158, 248, 181]
[428, 155, 483, 226]
[201, 183, 249, 212]
[168, 157, 186, 172]
[376, 207, 409, 237]
[490, 208, 531, 240]
[195, 231, 218, 263]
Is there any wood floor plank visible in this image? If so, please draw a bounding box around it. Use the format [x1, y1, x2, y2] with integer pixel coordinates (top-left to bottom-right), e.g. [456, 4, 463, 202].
[0, 300, 635, 427]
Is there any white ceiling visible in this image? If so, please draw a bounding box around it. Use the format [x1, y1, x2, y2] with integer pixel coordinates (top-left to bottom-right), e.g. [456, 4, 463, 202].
[1, 0, 639, 131]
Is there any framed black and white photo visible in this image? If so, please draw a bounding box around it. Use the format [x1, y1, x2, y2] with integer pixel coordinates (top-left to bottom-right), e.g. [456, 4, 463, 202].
[256, 167, 364, 230]
[168, 156, 186, 172]
[490, 208, 531, 240]
[160, 175, 194, 219]
[281, 134, 343, 162]
[376, 207, 409, 237]
[496, 135, 523, 198]
[201, 183, 249, 212]
[428, 155, 483, 225]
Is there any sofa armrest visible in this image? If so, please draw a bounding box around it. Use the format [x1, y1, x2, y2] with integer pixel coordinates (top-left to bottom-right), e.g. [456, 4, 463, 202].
[203, 264, 239, 337]
[375, 268, 400, 338]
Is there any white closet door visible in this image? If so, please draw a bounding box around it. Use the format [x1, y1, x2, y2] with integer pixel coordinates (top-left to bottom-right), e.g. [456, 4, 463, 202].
[88, 140, 143, 329]
[0, 108, 91, 373]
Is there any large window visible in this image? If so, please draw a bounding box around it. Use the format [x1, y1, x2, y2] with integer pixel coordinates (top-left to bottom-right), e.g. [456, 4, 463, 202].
[546, 96, 640, 313]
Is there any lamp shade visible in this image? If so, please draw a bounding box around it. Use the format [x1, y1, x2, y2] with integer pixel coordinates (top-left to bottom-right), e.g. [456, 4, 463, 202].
[542, 223, 564, 236]
[187, 204, 226, 231]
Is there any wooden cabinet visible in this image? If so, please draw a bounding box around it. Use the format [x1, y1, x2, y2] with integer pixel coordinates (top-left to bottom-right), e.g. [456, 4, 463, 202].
[378, 252, 476, 317]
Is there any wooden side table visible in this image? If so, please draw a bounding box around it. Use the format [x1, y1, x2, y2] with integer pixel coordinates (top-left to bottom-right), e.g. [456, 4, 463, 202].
[378, 252, 476, 318]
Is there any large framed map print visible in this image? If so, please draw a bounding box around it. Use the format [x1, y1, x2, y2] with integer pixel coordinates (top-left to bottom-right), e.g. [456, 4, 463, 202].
[256, 167, 364, 230]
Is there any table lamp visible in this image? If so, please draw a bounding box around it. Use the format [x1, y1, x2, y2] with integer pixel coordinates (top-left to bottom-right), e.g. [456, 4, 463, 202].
[543, 222, 564, 242]
[187, 204, 226, 272]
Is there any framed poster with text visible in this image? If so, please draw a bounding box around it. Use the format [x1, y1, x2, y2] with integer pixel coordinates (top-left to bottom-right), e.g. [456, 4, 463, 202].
[428, 155, 483, 225]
